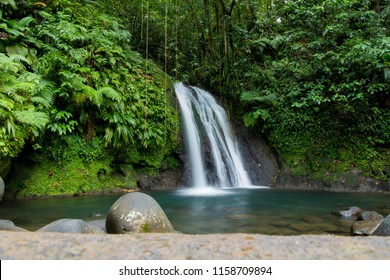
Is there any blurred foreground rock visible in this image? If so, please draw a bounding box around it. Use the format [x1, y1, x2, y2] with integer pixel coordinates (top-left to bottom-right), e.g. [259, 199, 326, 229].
[1, 231, 390, 259]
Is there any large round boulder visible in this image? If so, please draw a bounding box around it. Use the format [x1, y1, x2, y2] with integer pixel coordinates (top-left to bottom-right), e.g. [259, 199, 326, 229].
[0, 220, 28, 232]
[0, 176, 4, 201]
[37, 219, 105, 234]
[106, 192, 175, 234]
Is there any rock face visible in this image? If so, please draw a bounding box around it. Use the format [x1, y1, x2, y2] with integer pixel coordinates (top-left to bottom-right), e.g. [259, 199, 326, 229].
[332, 206, 362, 217]
[373, 215, 390, 236]
[0, 176, 4, 201]
[37, 219, 105, 234]
[0, 220, 28, 232]
[235, 124, 279, 186]
[105, 192, 175, 234]
[351, 211, 384, 235]
[137, 170, 183, 191]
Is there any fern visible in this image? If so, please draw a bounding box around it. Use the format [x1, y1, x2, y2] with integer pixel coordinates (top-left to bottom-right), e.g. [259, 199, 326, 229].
[14, 109, 49, 129]
[0, 97, 14, 111]
[99, 86, 122, 102]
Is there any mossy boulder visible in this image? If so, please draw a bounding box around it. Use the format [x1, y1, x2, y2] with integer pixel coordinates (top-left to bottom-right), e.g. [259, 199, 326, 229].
[106, 192, 175, 234]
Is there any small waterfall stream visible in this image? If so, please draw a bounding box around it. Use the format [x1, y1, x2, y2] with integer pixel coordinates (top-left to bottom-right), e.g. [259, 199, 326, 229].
[175, 82, 252, 190]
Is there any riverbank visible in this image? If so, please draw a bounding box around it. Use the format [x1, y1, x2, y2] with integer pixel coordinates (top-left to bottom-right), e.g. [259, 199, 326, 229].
[1, 231, 390, 259]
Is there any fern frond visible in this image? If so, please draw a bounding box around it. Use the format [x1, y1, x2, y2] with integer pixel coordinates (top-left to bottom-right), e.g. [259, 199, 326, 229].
[82, 85, 103, 106]
[14, 109, 49, 129]
[98, 86, 122, 102]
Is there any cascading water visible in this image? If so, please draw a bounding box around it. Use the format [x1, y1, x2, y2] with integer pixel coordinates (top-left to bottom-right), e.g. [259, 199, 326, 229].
[175, 82, 253, 191]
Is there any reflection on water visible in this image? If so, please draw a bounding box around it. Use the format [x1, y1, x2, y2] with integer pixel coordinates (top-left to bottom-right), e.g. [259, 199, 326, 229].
[0, 189, 389, 235]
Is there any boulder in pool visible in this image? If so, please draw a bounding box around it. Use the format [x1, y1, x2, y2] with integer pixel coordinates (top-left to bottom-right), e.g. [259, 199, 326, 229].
[106, 192, 175, 234]
[351, 211, 384, 236]
[373, 215, 390, 236]
[332, 206, 362, 217]
[0, 220, 28, 232]
[37, 219, 105, 234]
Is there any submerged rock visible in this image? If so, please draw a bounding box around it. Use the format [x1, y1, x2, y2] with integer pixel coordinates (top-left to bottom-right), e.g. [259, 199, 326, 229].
[0, 220, 28, 232]
[106, 192, 175, 234]
[332, 206, 362, 217]
[351, 211, 384, 236]
[37, 219, 105, 234]
[373, 215, 390, 236]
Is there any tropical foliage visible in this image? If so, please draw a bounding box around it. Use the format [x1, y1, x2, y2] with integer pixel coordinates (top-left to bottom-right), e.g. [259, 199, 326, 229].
[1, 0, 179, 194]
[1, 0, 389, 193]
[100, 0, 389, 180]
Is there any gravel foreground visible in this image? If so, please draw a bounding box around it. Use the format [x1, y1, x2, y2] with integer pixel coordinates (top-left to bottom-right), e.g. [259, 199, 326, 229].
[1, 231, 390, 259]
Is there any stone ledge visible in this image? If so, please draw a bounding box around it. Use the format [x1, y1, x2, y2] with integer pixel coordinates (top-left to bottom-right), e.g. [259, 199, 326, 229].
[1, 231, 390, 260]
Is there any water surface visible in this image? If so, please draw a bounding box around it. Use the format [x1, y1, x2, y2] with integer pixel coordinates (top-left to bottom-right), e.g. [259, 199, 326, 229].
[1, 189, 389, 235]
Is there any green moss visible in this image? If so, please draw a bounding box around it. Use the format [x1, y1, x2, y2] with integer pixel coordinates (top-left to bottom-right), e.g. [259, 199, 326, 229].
[7, 156, 138, 198]
[140, 222, 152, 233]
[0, 156, 11, 178]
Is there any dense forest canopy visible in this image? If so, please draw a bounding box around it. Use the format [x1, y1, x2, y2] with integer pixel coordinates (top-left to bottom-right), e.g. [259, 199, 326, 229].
[100, 0, 389, 180]
[1, 0, 389, 195]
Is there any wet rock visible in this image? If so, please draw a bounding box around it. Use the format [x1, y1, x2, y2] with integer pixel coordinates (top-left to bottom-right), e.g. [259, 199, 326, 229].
[137, 170, 182, 191]
[0, 176, 4, 201]
[332, 206, 362, 217]
[0, 220, 28, 232]
[106, 192, 175, 234]
[37, 219, 105, 234]
[358, 211, 384, 221]
[235, 124, 279, 186]
[88, 212, 104, 218]
[373, 215, 390, 236]
[351, 211, 384, 236]
[85, 219, 106, 233]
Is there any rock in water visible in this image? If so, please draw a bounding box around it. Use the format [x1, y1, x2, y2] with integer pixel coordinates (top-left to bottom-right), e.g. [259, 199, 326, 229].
[0, 176, 4, 201]
[373, 215, 390, 236]
[106, 192, 175, 234]
[332, 206, 362, 217]
[0, 220, 28, 232]
[37, 219, 105, 234]
[351, 211, 384, 236]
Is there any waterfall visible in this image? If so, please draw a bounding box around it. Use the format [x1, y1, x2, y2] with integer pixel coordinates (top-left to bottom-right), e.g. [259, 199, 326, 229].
[174, 82, 252, 189]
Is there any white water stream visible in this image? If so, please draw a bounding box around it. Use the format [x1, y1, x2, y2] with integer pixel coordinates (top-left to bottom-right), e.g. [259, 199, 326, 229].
[174, 82, 253, 192]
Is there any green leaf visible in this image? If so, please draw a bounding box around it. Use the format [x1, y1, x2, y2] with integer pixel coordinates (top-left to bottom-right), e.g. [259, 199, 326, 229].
[18, 17, 34, 28]
[0, 0, 16, 8]
[14, 109, 49, 129]
[5, 44, 28, 57]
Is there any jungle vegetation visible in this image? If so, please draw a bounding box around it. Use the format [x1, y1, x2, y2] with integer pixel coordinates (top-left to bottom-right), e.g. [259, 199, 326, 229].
[1, 0, 389, 196]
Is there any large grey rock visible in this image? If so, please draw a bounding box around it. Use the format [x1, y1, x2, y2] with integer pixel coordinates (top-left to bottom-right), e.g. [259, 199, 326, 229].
[0, 176, 4, 201]
[85, 219, 107, 233]
[332, 206, 362, 217]
[106, 192, 175, 234]
[37, 219, 105, 234]
[373, 215, 390, 236]
[351, 211, 384, 236]
[0, 220, 28, 232]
